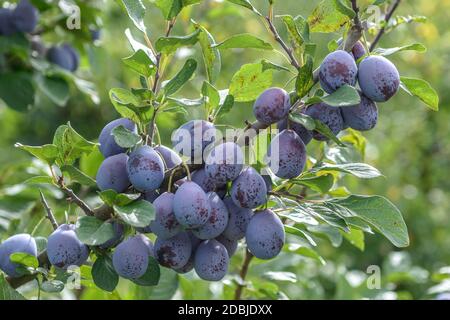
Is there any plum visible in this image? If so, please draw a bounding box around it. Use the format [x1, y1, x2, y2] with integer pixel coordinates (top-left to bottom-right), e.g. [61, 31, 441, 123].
[155, 145, 182, 170]
[358, 55, 400, 102]
[154, 232, 192, 269]
[171, 120, 216, 163]
[12, 0, 39, 33]
[341, 91, 378, 131]
[47, 224, 89, 269]
[230, 167, 267, 209]
[205, 142, 244, 185]
[191, 168, 219, 193]
[98, 118, 137, 158]
[0, 9, 15, 36]
[127, 146, 165, 192]
[173, 255, 195, 274]
[277, 118, 313, 146]
[216, 234, 238, 257]
[253, 87, 291, 125]
[245, 209, 285, 260]
[112, 235, 153, 279]
[96, 153, 130, 193]
[194, 240, 229, 281]
[188, 231, 202, 252]
[304, 103, 345, 141]
[46, 44, 79, 72]
[192, 192, 229, 240]
[222, 197, 253, 241]
[267, 129, 306, 179]
[143, 189, 160, 203]
[148, 192, 181, 239]
[319, 50, 358, 93]
[0, 234, 37, 278]
[352, 41, 366, 61]
[99, 222, 125, 250]
[61, 44, 80, 72]
[173, 181, 211, 228]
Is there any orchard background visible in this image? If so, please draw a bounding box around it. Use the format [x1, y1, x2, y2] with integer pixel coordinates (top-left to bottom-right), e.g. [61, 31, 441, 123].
[0, 0, 449, 300]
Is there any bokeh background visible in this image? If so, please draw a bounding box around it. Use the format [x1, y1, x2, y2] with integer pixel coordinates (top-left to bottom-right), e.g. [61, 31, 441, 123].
[0, 0, 449, 299]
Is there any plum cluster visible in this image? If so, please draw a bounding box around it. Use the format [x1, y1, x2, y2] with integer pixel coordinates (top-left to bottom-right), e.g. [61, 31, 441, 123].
[0, 0, 80, 72]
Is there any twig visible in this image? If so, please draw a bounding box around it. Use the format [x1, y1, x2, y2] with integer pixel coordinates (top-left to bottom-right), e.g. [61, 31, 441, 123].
[160, 163, 202, 190]
[370, 0, 402, 51]
[39, 190, 58, 230]
[59, 185, 95, 217]
[234, 250, 254, 300]
[265, 16, 300, 69]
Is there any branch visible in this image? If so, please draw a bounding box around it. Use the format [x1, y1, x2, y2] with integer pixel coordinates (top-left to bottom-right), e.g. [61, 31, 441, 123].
[39, 190, 58, 230]
[234, 250, 253, 300]
[370, 0, 402, 51]
[59, 185, 95, 217]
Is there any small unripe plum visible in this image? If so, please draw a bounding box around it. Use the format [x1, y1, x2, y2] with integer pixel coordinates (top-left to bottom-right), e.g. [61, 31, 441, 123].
[154, 232, 192, 269]
[205, 142, 244, 185]
[253, 87, 291, 124]
[171, 120, 216, 163]
[277, 118, 313, 146]
[304, 103, 345, 141]
[319, 50, 358, 93]
[96, 153, 130, 193]
[358, 55, 400, 102]
[99, 222, 125, 250]
[267, 129, 306, 179]
[98, 118, 137, 158]
[47, 224, 89, 269]
[222, 197, 253, 241]
[192, 192, 229, 240]
[216, 234, 238, 257]
[0, 9, 15, 36]
[149, 192, 181, 240]
[245, 210, 285, 260]
[341, 91, 378, 131]
[191, 168, 220, 193]
[352, 41, 366, 61]
[0, 234, 37, 278]
[155, 145, 182, 170]
[230, 167, 267, 209]
[127, 146, 165, 192]
[194, 240, 229, 281]
[12, 0, 39, 33]
[173, 181, 211, 228]
[112, 235, 153, 279]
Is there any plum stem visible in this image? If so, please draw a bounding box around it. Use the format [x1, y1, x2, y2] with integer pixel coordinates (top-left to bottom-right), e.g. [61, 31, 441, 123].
[39, 190, 59, 230]
[370, 0, 402, 51]
[234, 250, 254, 300]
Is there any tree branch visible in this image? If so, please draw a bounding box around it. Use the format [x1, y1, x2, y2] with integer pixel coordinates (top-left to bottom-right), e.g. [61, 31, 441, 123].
[234, 250, 253, 300]
[39, 190, 58, 230]
[59, 185, 95, 217]
[370, 0, 402, 51]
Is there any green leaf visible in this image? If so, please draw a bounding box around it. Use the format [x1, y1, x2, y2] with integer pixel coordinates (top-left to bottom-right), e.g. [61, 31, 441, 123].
[0, 275, 26, 300]
[290, 113, 344, 146]
[280, 15, 310, 50]
[373, 43, 427, 56]
[229, 62, 273, 102]
[202, 81, 220, 116]
[289, 112, 315, 130]
[285, 244, 325, 265]
[119, 0, 146, 33]
[125, 29, 157, 64]
[52, 123, 97, 166]
[36, 75, 70, 107]
[114, 200, 155, 227]
[166, 97, 204, 108]
[163, 59, 197, 96]
[263, 271, 297, 283]
[311, 162, 382, 179]
[292, 174, 334, 194]
[122, 49, 157, 77]
[215, 94, 235, 119]
[10, 252, 39, 269]
[131, 256, 160, 286]
[155, 29, 201, 55]
[23, 176, 54, 185]
[214, 34, 273, 50]
[99, 189, 141, 207]
[341, 227, 365, 251]
[92, 255, 119, 292]
[0, 72, 34, 112]
[61, 165, 96, 187]
[296, 55, 314, 97]
[14, 143, 58, 164]
[152, 0, 201, 20]
[260, 59, 291, 73]
[307, 225, 343, 247]
[41, 280, 65, 293]
[306, 85, 360, 107]
[109, 88, 141, 123]
[332, 195, 409, 247]
[111, 125, 142, 149]
[193, 22, 221, 84]
[285, 225, 317, 246]
[400, 77, 439, 111]
[308, 0, 353, 33]
[75, 216, 116, 246]
[225, 0, 259, 13]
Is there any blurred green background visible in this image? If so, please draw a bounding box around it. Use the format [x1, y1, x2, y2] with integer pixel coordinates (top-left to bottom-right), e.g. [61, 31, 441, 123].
[1, 0, 449, 300]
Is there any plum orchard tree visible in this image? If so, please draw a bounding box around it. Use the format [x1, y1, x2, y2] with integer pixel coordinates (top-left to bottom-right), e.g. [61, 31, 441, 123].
[0, 0, 440, 300]
[0, 0, 103, 111]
